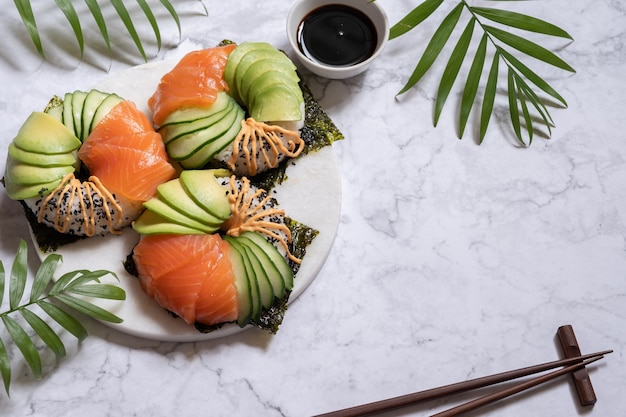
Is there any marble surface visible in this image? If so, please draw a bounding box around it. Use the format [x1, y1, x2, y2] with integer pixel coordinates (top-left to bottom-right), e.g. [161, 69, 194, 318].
[0, 1, 624, 416]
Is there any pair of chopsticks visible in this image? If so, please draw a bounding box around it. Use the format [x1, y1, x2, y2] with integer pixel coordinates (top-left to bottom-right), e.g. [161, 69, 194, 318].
[313, 349, 612, 417]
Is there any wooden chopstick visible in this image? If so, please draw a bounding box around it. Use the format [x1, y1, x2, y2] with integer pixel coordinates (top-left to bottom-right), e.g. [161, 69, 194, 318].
[313, 350, 612, 417]
[430, 355, 604, 417]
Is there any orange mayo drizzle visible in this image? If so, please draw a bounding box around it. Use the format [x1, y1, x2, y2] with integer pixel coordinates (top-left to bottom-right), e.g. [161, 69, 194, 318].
[224, 175, 301, 264]
[38, 173, 123, 236]
[227, 118, 305, 176]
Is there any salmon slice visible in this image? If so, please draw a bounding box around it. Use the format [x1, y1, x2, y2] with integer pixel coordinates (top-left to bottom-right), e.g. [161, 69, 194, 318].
[133, 234, 239, 326]
[81, 145, 175, 202]
[148, 44, 236, 127]
[78, 100, 176, 203]
[195, 239, 239, 324]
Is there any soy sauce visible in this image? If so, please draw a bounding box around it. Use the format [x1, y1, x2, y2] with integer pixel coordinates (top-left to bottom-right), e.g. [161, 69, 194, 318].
[297, 4, 377, 67]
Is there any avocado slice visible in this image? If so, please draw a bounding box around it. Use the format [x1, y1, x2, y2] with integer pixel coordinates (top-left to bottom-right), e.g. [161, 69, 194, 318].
[132, 210, 205, 236]
[12, 112, 82, 155]
[156, 178, 227, 228]
[246, 71, 303, 109]
[3, 178, 62, 200]
[250, 84, 304, 122]
[5, 158, 74, 185]
[8, 143, 77, 168]
[224, 42, 279, 102]
[179, 170, 231, 220]
[238, 58, 299, 104]
[142, 197, 220, 234]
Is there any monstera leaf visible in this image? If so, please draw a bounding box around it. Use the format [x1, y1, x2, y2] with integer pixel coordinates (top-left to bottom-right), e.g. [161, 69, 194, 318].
[12, 0, 207, 61]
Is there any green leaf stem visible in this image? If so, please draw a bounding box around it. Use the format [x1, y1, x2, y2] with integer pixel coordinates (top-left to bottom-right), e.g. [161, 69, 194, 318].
[0, 240, 126, 395]
[13, 0, 207, 62]
[386, 0, 574, 145]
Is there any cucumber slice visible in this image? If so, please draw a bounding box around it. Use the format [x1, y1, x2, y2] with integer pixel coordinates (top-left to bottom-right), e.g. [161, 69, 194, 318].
[239, 241, 274, 309]
[81, 90, 110, 140]
[239, 231, 293, 292]
[178, 106, 244, 169]
[224, 237, 254, 326]
[90, 93, 124, 132]
[70, 91, 88, 140]
[167, 104, 241, 161]
[62, 92, 75, 135]
[45, 102, 63, 122]
[159, 91, 232, 128]
[160, 98, 235, 144]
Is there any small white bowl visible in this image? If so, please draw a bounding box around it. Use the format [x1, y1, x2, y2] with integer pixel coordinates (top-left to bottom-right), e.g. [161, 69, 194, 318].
[286, 0, 389, 79]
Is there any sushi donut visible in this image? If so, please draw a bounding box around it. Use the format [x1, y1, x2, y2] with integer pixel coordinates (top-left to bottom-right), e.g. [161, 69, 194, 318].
[149, 42, 305, 176]
[130, 169, 304, 332]
[3, 90, 176, 237]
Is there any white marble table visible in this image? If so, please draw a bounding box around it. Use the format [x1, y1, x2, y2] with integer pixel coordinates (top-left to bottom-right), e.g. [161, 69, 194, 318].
[1, 1, 624, 416]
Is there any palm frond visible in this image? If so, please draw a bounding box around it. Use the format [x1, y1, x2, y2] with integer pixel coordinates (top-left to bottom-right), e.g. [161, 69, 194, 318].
[0, 240, 126, 395]
[386, 0, 574, 145]
[13, 0, 208, 62]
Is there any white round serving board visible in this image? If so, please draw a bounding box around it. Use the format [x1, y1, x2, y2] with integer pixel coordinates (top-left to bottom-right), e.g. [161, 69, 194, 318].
[31, 59, 342, 342]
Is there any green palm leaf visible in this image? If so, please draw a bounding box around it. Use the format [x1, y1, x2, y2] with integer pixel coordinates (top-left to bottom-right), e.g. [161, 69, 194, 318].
[389, 0, 573, 145]
[9, 241, 27, 310]
[507, 69, 523, 145]
[459, 33, 488, 138]
[12, 0, 43, 57]
[472, 7, 573, 39]
[0, 257, 5, 304]
[137, 0, 162, 50]
[518, 87, 534, 145]
[398, 2, 464, 96]
[20, 308, 66, 360]
[0, 338, 10, 395]
[84, 0, 112, 57]
[435, 17, 476, 126]
[0, 240, 125, 395]
[110, 0, 147, 61]
[37, 300, 88, 341]
[515, 76, 554, 136]
[485, 25, 575, 72]
[499, 48, 568, 106]
[389, 0, 444, 39]
[480, 52, 500, 143]
[54, 294, 123, 324]
[54, 0, 85, 58]
[2, 315, 42, 380]
[30, 253, 61, 302]
[12, 1, 207, 62]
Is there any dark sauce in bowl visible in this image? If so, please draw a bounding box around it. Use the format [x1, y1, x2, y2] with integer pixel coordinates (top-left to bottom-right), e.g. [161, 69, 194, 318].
[297, 4, 378, 67]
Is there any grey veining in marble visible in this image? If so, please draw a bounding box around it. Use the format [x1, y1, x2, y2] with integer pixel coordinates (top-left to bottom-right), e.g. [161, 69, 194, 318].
[0, 1, 625, 416]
